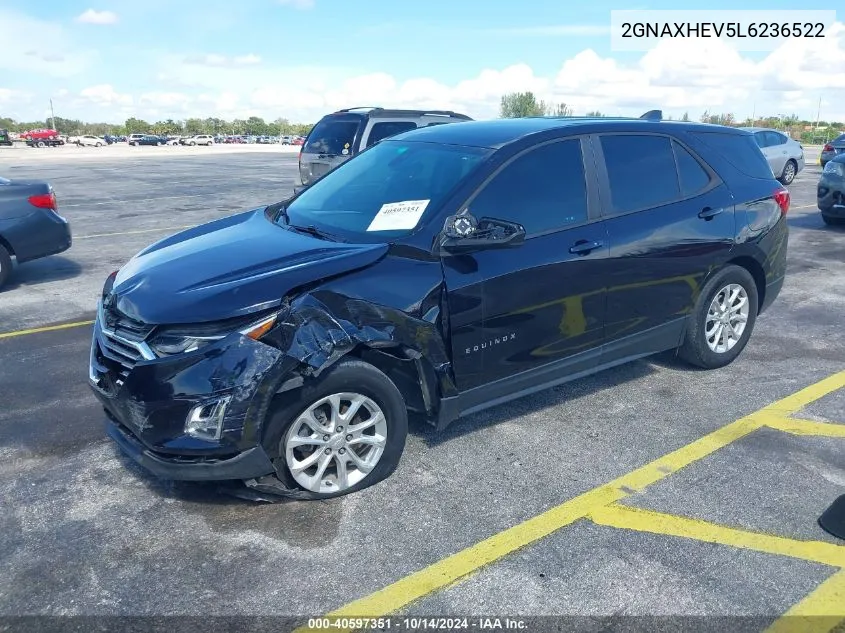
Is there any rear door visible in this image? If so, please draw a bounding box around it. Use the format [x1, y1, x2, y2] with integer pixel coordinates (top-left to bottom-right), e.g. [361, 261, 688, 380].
[299, 115, 364, 185]
[764, 131, 789, 176]
[595, 133, 736, 363]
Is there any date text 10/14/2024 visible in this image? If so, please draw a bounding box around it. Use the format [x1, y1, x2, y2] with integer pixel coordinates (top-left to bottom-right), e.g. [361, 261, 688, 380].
[306, 617, 529, 630]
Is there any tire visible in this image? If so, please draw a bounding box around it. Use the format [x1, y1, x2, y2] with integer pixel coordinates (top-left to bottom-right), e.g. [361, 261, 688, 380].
[95, 142, 102, 147]
[677, 264, 759, 369]
[262, 358, 408, 499]
[0, 244, 11, 289]
[822, 214, 845, 226]
[157, 142, 162, 146]
[37, 141, 45, 148]
[190, 141, 196, 146]
[779, 159, 797, 186]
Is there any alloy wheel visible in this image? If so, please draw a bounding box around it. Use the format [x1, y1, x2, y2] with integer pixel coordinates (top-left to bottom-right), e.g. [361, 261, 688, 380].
[283, 392, 388, 494]
[705, 283, 750, 353]
[783, 161, 796, 184]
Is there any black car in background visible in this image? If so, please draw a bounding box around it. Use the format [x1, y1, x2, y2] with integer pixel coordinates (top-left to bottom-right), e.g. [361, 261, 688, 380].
[820, 133, 845, 167]
[136, 135, 166, 146]
[0, 129, 12, 146]
[0, 177, 71, 289]
[818, 154, 845, 225]
[90, 114, 788, 500]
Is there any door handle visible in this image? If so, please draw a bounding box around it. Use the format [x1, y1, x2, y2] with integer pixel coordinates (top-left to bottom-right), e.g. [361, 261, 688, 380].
[569, 240, 604, 255]
[698, 207, 723, 220]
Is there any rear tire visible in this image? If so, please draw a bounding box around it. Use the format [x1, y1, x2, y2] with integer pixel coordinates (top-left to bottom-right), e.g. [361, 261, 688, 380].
[262, 358, 408, 499]
[678, 264, 758, 369]
[779, 159, 797, 186]
[0, 244, 12, 290]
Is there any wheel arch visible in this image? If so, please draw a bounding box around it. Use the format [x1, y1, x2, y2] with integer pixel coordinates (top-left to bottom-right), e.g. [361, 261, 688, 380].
[0, 234, 15, 257]
[723, 255, 766, 313]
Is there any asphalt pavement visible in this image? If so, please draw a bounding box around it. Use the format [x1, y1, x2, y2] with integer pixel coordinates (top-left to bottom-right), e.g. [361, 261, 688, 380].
[0, 147, 843, 631]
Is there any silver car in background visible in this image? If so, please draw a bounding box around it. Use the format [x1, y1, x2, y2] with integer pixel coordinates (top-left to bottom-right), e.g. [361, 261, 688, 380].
[740, 127, 805, 185]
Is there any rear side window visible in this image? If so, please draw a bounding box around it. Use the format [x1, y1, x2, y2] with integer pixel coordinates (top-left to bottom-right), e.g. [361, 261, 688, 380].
[690, 131, 774, 180]
[673, 141, 711, 196]
[366, 121, 417, 147]
[766, 131, 787, 146]
[468, 139, 588, 235]
[752, 132, 769, 148]
[303, 117, 361, 155]
[600, 134, 680, 214]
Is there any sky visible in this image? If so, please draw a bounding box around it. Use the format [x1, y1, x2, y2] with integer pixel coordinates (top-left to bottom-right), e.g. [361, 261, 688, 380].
[0, 0, 843, 125]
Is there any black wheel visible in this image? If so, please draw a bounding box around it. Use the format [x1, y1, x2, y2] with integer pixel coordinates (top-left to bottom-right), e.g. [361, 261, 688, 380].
[95, 142, 102, 147]
[37, 141, 45, 148]
[0, 244, 12, 289]
[779, 159, 797, 186]
[262, 358, 408, 499]
[822, 214, 845, 226]
[678, 265, 759, 369]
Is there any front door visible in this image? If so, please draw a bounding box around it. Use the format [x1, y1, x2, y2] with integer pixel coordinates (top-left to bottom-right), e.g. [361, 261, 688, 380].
[442, 137, 608, 397]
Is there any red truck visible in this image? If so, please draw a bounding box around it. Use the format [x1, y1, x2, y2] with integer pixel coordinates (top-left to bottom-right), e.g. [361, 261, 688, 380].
[21, 129, 59, 141]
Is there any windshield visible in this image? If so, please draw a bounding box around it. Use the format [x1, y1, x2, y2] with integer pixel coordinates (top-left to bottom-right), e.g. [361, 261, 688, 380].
[284, 140, 491, 242]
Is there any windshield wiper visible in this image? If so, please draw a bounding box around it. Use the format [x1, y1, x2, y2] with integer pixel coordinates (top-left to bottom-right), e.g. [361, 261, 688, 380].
[288, 224, 342, 242]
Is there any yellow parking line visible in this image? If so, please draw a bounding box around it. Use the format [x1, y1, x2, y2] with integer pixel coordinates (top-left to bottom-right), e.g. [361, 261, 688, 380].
[588, 503, 845, 568]
[764, 416, 845, 438]
[764, 570, 845, 633]
[758, 371, 845, 416]
[293, 371, 845, 633]
[0, 320, 94, 340]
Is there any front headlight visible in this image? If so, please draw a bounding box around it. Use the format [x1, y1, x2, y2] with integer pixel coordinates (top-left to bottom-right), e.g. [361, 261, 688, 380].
[823, 161, 845, 177]
[149, 311, 279, 357]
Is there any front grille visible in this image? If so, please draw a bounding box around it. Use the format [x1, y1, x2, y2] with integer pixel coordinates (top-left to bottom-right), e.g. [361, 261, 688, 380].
[90, 304, 157, 390]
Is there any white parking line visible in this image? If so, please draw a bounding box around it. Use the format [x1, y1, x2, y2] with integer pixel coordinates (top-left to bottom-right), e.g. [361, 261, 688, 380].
[75, 226, 193, 239]
[63, 194, 207, 207]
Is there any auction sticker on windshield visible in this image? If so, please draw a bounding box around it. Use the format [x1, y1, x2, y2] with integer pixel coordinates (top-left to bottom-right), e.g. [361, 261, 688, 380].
[367, 200, 430, 231]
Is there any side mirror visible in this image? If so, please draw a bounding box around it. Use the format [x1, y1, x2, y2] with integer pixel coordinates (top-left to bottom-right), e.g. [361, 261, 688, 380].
[440, 213, 526, 254]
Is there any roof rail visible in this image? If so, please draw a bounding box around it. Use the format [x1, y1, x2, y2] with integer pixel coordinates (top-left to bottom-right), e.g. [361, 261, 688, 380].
[418, 110, 473, 120]
[335, 106, 384, 113]
[639, 110, 662, 121]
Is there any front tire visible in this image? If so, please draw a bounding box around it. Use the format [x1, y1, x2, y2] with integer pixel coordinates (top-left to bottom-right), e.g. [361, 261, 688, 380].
[0, 244, 12, 289]
[678, 265, 758, 369]
[262, 358, 408, 499]
[779, 159, 797, 186]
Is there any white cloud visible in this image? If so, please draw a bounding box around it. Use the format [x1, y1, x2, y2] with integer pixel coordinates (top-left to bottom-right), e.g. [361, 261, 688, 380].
[75, 9, 119, 25]
[183, 53, 262, 68]
[6, 20, 845, 125]
[277, 0, 314, 9]
[78, 84, 132, 107]
[0, 9, 96, 77]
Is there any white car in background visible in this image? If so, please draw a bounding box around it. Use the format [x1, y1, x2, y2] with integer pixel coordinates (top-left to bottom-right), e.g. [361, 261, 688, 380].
[70, 135, 106, 147]
[740, 127, 805, 186]
[181, 134, 214, 146]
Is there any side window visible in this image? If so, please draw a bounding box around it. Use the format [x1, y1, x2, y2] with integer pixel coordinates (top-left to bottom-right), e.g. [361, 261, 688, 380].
[766, 131, 786, 147]
[366, 121, 418, 148]
[466, 139, 588, 235]
[753, 132, 769, 148]
[600, 134, 680, 214]
[672, 141, 711, 196]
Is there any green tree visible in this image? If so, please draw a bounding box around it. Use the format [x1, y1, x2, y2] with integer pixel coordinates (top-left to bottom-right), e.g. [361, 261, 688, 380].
[586, 111, 604, 117]
[500, 92, 546, 118]
[124, 117, 150, 134]
[681, 112, 690, 122]
[544, 102, 572, 117]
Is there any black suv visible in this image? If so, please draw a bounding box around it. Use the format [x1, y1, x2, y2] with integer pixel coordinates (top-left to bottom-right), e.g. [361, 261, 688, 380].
[90, 113, 789, 499]
[297, 107, 473, 190]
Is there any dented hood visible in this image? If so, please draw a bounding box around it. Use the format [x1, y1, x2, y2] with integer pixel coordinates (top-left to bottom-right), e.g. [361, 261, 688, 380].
[112, 208, 388, 324]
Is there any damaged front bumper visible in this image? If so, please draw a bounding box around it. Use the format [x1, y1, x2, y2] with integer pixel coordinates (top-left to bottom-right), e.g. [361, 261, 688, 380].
[88, 306, 296, 482]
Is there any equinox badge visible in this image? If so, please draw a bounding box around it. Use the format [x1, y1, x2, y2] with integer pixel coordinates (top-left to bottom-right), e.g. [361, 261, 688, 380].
[466, 333, 516, 355]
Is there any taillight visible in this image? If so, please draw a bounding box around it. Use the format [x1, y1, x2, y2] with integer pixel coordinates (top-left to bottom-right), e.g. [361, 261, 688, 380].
[823, 143, 834, 152]
[774, 187, 790, 215]
[28, 192, 57, 210]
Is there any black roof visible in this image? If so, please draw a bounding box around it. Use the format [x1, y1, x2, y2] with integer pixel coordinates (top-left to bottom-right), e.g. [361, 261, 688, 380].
[390, 116, 750, 149]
